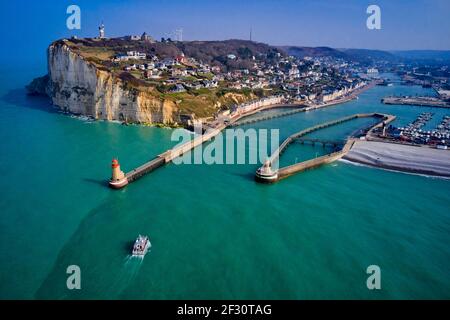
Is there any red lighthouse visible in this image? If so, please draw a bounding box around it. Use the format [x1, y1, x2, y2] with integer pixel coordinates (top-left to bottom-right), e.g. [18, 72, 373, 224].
[109, 158, 128, 189]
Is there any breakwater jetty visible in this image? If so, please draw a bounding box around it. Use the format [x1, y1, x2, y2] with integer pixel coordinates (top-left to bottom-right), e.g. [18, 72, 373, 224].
[108, 85, 380, 189]
[382, 96, 450, 108]
[109, 123, 227, 189]
[255, 113, 396, 183]
[108, 97, 285, 189]
[228, 107, 307, 127]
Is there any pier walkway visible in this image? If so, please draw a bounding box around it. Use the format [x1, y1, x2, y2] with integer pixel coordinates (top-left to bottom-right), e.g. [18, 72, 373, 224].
[256, 113, 396, 183]
[124, 123, 226, 184]
[294, 138, 344, 148]
[382, 96, 450, 108]
[125, 157, 165, 183]
[228, 107, 307, 127]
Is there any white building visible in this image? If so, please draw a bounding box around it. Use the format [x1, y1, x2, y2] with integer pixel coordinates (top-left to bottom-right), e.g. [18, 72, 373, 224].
[125, 35, 141, 41]
[99, 23, 105, 39]
[114, 51, 147, 62]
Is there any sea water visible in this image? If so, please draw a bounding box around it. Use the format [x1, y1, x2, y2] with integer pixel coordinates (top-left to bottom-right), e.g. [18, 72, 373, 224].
[0, 66, 449, 299]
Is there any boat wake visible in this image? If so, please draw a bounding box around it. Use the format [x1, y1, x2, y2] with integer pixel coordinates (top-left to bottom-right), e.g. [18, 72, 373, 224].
[124, 254, 146, 266]
[105, 255, 148, 292]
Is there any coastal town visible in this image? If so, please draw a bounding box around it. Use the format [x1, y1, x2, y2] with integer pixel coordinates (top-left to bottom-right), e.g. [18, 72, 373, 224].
[4, 0, 450, 304]
[63, 24, 375, 126]
[27, 23, 450, 186]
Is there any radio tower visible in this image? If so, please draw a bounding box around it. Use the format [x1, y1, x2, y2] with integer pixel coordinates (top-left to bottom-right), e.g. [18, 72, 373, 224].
[250, 27, 252, 41]
[99, 21, 105, 39]
[174, 28, 183, 42]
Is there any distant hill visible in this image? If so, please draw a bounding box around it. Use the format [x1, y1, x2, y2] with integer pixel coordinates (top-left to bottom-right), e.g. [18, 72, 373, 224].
[278, 46, 348, 60]
[340, 48, 400, 63]
[72, 36, 450, 68]
[280, 46, 399, 64]
[390, 50, 450, 62]
[280, 45, 450, 64]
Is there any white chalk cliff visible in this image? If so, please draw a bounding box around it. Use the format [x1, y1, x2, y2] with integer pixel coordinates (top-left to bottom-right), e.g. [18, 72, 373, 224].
[29, 42, 177, 124]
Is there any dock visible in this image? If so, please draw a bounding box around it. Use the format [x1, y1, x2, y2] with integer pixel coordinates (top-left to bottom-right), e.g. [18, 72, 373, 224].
[255, 113, 396, 183]
[228, 107, 307, 127]
[382, 96, 450, 108]
[125, 157, 165, 183]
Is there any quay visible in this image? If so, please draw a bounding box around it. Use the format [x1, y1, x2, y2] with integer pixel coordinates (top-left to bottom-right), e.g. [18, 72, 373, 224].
[228, 107, 307, 127]
[381, 96, 450, 108]
[255, 113, 396, 183]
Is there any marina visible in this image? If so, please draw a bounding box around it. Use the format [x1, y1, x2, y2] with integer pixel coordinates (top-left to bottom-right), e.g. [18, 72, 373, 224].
[380, 113, 450, 148]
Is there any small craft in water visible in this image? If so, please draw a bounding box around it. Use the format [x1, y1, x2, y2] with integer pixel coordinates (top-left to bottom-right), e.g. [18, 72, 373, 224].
[132, 235, 151, 257]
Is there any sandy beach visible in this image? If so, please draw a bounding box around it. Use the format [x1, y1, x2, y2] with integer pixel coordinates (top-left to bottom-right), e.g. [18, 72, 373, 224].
[343, 140, 450, 178]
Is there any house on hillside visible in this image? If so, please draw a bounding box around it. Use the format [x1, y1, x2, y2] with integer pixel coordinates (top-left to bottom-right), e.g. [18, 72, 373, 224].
[170, 84, 186, 93]
[175, 52, 187, 64]
[141, 32, 155, 43]
[125, 35, 141, 41]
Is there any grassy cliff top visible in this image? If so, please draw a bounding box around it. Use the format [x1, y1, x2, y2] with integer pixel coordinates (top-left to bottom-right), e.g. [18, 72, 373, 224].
[59, 38, 285, 71]
[51, 38, 273, 118]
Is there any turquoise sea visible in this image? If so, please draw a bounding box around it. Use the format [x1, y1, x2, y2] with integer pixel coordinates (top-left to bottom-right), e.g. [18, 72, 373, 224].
[0, 66, 449, 299]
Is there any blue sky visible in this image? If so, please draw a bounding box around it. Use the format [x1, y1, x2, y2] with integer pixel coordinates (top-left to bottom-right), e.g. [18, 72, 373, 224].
[1, 0, 450, 64]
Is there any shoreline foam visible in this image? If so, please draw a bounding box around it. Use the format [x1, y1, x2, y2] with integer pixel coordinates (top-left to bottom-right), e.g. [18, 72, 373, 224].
[343, 140, 450, 178]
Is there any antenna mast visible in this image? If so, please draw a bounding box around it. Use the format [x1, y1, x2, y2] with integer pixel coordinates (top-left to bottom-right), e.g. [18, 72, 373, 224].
[174, 28, 183, 42]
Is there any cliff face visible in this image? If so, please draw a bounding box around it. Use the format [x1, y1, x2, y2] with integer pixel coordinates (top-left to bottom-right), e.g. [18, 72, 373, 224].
[36, 43, 177, 124]
[27, 41, 258, 125]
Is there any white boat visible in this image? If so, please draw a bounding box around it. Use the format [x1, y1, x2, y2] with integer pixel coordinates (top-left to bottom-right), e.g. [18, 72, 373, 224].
[132, 235, 151, 257]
